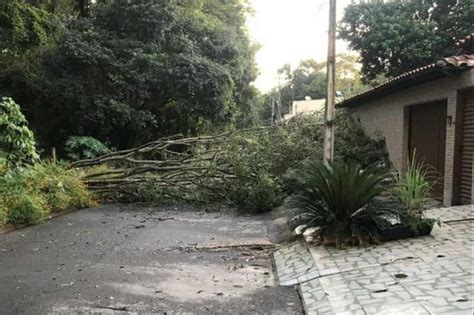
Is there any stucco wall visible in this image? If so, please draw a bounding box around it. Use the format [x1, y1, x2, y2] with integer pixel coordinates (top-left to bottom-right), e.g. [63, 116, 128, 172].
[347, 70, 474, 206]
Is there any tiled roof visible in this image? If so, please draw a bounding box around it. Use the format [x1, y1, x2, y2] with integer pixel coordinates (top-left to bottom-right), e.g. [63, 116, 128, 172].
[338, 33, 474, 108]
[437, 54, 474, 68]
[338, 52, 474, 108]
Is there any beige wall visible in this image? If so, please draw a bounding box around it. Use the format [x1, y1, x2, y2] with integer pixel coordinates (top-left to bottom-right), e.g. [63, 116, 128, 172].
[347, 70, 474, 206]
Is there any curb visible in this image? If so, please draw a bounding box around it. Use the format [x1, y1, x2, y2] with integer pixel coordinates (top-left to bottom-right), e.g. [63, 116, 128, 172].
[0, 207, 82, 236]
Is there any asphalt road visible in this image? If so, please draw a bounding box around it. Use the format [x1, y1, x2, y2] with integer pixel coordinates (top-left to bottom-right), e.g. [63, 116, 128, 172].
[0, 204, 302, 314]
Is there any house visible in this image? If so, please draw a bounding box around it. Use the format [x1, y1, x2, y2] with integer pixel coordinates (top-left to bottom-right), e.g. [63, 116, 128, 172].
[283, 98, 326, 121]
[283, 97, 343, 121]
[337, 34, 474, 206]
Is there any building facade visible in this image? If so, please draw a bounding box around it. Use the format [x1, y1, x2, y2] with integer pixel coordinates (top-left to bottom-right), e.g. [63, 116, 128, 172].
[338, 35, 474, 206]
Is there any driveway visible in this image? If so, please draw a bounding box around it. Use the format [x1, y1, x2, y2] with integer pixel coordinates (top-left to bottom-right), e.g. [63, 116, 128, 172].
[274, 205, 474, 314]
[0, 204, 302, 314]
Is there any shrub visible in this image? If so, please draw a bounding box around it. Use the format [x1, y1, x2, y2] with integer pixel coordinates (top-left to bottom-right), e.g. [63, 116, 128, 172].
[227, 172, 282, 212]
[0, 97, 39, 167]
[0, 161, 95, 226]
[213, 118, 323, 212]
[65, 136, 111, 161]
[0, 203, 6, 227]
[4, 194, 45, 225]
[286, 160, 401, 246]
[394, 152, 433, 216]
[334, 109, 391, 168]
[0, 153, 7, 177]
[26, 162, 96, 212]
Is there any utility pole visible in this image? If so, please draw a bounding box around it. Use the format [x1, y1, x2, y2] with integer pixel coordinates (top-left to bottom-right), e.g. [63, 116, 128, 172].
[323, 0, 336, 164]
[270, 94, 275, 124]
[276, 74, 282, 123]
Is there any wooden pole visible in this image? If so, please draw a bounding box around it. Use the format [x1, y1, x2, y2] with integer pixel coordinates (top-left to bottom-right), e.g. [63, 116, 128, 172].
[323, 0, 337, 164]
[471, 153, 474, 204]
[51, 147, 57, 162]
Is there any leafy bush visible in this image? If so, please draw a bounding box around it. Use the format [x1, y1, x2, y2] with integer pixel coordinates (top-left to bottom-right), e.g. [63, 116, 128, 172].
[0, 203, 6, 227]
[286, 160, 401, 246]
[0, 161, 95, 226]
[0, 97, 39, 167]
[227, 172, 282, 212]
[4, 194, 45, 225]
[65, 136, 111, 161]
[215, 117, 323, 212]
[27, 162, 95, 211]
[334, 109, 391, 168]
[394, 152, 433, 216]
[0, 154, 7, 177]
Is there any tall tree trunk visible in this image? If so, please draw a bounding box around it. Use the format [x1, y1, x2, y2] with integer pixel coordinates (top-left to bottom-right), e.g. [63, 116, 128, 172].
[77, 0, 88, 17]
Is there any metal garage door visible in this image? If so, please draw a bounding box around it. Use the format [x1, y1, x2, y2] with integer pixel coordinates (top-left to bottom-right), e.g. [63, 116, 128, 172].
[460, 90, 474, 204]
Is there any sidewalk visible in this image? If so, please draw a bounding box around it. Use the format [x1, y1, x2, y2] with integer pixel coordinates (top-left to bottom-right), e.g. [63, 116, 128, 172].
[274, 205, 474, 314]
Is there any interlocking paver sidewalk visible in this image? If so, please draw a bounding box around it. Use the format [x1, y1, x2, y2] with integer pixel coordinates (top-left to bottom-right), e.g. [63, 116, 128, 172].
[273, 205, 474, 314]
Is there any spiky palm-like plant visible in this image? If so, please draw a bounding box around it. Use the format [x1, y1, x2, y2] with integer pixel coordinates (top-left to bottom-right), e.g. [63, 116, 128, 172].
[286, 160, 402, 246]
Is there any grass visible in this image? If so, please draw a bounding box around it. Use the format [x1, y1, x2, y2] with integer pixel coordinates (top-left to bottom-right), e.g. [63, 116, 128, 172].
[394, 152, 433, 216]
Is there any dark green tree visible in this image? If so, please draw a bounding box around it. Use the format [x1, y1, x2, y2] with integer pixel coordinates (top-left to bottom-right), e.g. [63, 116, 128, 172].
[0, 0, 58, 54]
[1, 0, 257, 152]
[340, 0, 474, 83]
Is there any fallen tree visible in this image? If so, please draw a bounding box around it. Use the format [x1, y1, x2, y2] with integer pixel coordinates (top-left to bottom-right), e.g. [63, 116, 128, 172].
[72, 130, 261, 203]
[72, 112, 390, 211]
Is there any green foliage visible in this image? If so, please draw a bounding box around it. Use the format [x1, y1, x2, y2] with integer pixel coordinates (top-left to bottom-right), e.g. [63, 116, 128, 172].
[77, 111, 390, 214]
[65, 136, 111, 161]
[0, 97, 39, 167]
[0, 154, 7, 176]
[2, 0, 257, 153]
[25, 0, 78, 17]
[226, 170, 283, 213]
[0, 206, 5, 226]
[0, 161, 94, 226]
[286, 161, 400, 246]
[27, 161, 95, 211]
[340, 0, 474, 83]
[413, 218, 436, 237]
[334, 109, 391, 168]
[213, 112, 389, 212]
[0, 0, 58, 54]
[394, 152, 433, 215]
[4, 194, 45, 225]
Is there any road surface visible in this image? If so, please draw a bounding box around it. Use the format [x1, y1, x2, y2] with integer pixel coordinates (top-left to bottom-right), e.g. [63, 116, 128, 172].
[0, 204, 302, 314]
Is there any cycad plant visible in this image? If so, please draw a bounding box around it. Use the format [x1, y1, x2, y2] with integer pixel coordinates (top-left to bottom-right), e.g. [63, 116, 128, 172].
[394, 152, 433, 216]
[286, 160, 401, 247]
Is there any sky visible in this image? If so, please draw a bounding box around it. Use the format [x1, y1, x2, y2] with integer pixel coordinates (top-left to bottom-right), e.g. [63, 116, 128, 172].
[247, 0, 354, 92]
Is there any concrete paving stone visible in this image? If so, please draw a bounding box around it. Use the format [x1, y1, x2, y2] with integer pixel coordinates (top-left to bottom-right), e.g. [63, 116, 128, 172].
[280, 205, 474, 314]
[372, 301, 429, 315]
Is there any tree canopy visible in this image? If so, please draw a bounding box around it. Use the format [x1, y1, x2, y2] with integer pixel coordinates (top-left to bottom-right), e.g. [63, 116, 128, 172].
[0, 0, 258, 152]
[340, 0, 474, 83]
[0, 0, 58, 55]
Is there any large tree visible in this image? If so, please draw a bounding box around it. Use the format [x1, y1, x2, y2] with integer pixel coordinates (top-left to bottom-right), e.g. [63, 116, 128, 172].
[340, 0, 474, 83]
[1, 0, 257, 151]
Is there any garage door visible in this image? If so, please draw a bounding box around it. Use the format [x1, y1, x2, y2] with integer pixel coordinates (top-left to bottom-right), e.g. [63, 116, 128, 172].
[460, 90, 474, 205]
